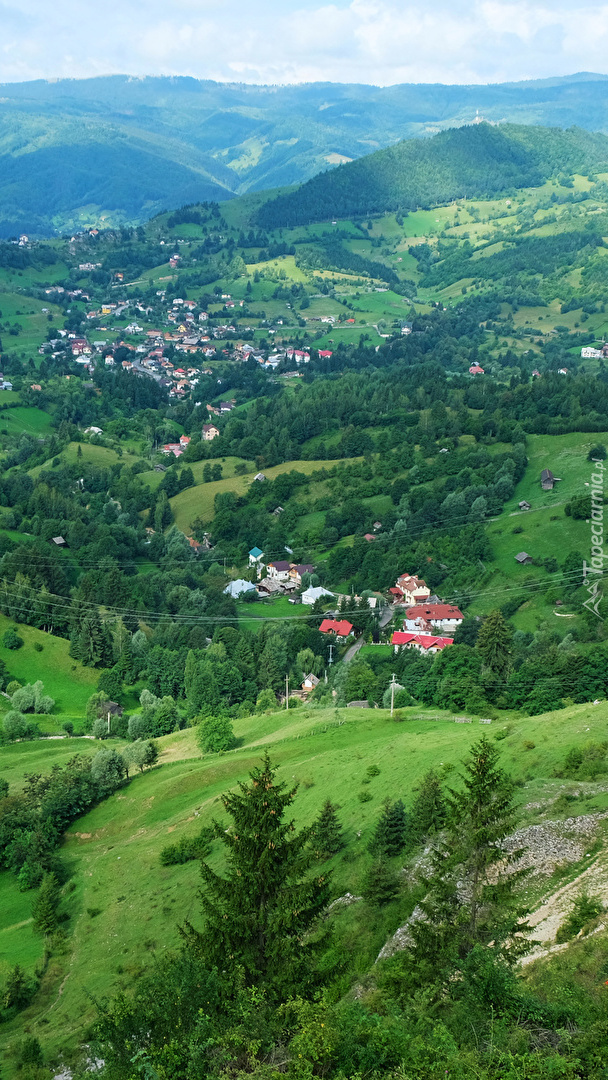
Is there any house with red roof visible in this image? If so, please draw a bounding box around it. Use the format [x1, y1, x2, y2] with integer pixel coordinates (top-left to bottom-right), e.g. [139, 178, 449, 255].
[391, 631, 453, 654]
[404, 604, 464, 635]
[395, 574, 431, 605]
[319, 619, 353, 638]
[469, 364, 484, 375]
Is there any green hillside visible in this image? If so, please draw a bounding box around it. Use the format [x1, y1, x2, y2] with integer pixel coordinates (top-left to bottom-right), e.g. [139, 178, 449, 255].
[258, 123, 608, 226]
[3, 699, 608, 1071]
[9, 74, 608, 235]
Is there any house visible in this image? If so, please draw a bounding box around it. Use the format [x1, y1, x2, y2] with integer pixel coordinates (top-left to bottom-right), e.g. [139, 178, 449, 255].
[302, 586, 334, 605]
[179, 435, 191, 449]
[201, 423, 219, 441]
[253, 472, 266, 482]
[223, 579, 256, 599]
[395, 574, 431, 605]
[391, 631, 453, 654]
[289, 563, 315, 587]
[84, 426, 103, 435]
[187, 536, 205, 555]
[404, 603, 464, 635]
[30, 384, 42, 391]
[363, 533, 376, 542]
[518, 500, 531, 511]
[541, 469, 555, 490]
[51, 536, 68, 547]
[469, 364, 485, 375]
[581, 347, 603, 359]
[248, 546, 264, 566]
[319, 619, 353, 638]
[256, 578, 282, 597]
[301, 673, 320, 693]
[267, 561, 292, 582]
[515, 552, 533, 565]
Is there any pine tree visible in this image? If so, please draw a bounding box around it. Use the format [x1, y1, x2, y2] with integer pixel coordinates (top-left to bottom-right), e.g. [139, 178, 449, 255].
[368, 799, 408, 857]
[362, 858, 400, 907]
[312, 799, 344, 858]
[408, 737, 530, 982]
[409, 769, 446, 846]
[32, 873, 61, 936]
[181, 754, 331, 999]
[476, 609, 512, 680]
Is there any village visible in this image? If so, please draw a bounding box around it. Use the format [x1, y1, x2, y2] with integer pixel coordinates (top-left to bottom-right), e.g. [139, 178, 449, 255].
[224, 551, 464, 687]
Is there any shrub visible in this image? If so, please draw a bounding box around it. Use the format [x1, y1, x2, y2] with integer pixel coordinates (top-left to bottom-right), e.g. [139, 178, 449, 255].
[358, 790, 372, 803]
[198, 715, 235, 753]
[2, 628, 23, 649]
[159, 827, 212, 866]
[255, 688, 277, 713]
[556, 892, 604, 943]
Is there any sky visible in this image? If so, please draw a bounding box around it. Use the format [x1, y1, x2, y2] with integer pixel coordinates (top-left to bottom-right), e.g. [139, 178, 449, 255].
[1, 0, 608, 86]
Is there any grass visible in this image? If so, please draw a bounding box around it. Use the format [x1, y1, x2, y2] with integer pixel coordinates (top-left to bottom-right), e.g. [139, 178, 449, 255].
[30, 441, 142, 477]
[0, 406, 54, 437]
[0, 614, 99, 724]
[168, 458, 341, 531]
[3, 697, 608, 1068]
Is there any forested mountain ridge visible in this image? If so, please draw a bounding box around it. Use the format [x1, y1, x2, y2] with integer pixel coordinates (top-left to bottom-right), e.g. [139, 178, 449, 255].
[258, 122, 608, 226]
[7, 72, 608, 236]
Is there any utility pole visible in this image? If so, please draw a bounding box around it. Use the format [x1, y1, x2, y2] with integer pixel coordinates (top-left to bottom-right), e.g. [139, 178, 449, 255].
[390, 672, 397, 718]
[286, 672, 289, 710]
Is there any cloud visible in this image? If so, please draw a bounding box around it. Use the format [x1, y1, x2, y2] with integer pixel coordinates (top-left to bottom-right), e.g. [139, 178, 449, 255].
[0, 0, 607, 85]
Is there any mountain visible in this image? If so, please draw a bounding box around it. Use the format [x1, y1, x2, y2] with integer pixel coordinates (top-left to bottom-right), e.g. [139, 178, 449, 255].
[6, 73, 608, 235]
[257, 123, 608, 227]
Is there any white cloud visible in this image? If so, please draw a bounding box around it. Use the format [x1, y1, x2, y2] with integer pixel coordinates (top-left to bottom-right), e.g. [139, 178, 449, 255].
[0, 0, 607, 85]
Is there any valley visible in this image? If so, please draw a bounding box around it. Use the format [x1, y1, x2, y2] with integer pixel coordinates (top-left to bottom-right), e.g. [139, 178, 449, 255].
[2, 117, 608, 1078]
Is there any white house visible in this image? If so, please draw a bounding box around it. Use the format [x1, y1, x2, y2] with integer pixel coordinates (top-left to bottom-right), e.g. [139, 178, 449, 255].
[404, 604, 464, 635]
[223, 579, 256, 599]
[302, 586, 334, 605]
[266, 560, 291, 582]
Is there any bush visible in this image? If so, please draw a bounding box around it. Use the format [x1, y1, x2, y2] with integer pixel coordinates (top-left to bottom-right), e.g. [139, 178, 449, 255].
[198, 715, 235, 753]
[2, 711, 37, 741]
[12, 680, 55, 714]
[159, 827, 212, 866]
[556, 892, 604, 942]
[2, 628, 23, 649]
[255, 688, 277, 713]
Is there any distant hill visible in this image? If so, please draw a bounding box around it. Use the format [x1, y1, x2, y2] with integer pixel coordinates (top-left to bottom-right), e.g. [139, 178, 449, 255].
[7, 74, 608, 235]
[257, 123, 608, 227]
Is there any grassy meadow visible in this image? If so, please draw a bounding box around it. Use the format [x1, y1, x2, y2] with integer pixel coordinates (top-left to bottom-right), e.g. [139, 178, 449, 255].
[3, 697, 608, 1068]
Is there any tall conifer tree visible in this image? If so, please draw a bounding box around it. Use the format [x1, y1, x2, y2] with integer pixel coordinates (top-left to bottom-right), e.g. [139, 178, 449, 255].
[182, 754, 330, 999]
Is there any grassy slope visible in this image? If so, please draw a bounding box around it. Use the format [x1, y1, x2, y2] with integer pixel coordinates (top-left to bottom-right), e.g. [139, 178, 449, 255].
[0, 614, 99, 724]
[3, 698, 608, 1064]
[472, 431, 603, 629]
[168, 458, 341, 531]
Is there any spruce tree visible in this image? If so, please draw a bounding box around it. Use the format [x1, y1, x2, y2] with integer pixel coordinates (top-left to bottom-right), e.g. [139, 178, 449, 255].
[181, 754, 331, 999]
[32, 873, 61, 936]
[476, 609, 512, 680]
[407, 736, 530, 982]
[368, 799, 408, 857]
[362, 858, 400, 907]
[312, 799, 344, 858]
[409, 769, 446, 846]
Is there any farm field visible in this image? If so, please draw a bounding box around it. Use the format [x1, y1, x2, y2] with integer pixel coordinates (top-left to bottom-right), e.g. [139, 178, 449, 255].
[3, 697, 608, 1067]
